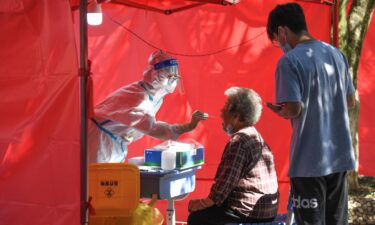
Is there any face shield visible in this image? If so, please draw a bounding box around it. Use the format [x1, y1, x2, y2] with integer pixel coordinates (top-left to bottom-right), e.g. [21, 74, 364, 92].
[153, 59, 184, 94]
[143, 51, 185, 96]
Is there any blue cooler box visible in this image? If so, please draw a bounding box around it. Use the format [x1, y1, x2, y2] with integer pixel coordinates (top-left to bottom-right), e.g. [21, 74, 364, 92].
[144, 147, 204, 169]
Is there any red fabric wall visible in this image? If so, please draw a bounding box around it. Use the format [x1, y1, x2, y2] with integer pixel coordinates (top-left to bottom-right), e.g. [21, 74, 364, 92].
[358, 17, 375, 176]
[0, 0, 80, 225]
[0, 0, 373, 224]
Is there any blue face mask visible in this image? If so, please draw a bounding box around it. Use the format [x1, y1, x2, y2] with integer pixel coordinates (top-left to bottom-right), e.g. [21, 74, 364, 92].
[223, 123, 234, 136]
[225, 124, 234, 135]
[277, 27, 292, 54]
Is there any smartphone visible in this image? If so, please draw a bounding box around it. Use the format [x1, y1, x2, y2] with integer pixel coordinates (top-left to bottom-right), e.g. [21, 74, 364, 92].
[266, 102, 283, 111]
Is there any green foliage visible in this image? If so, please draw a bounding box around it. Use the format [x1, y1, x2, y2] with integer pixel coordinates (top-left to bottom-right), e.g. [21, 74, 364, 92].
[338, 0, 375, 87]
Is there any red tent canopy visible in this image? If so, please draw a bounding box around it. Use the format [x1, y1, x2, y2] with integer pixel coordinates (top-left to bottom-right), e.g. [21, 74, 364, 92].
[71, 0, 239, 15]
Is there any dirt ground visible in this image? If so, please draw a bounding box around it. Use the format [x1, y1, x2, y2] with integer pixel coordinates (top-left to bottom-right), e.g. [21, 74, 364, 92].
[349, 176, 375, 225]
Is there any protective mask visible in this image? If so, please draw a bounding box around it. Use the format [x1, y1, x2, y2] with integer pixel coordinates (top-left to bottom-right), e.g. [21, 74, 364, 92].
[224, 124, 234, 136]
[165, 80, 178, 93]
[159, 77, 178, 93]
[278, 27, 292, 54]
[222, 112, 239, 136]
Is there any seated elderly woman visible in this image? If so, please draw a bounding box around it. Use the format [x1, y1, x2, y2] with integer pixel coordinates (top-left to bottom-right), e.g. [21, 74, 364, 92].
[187, 87, 279, 225]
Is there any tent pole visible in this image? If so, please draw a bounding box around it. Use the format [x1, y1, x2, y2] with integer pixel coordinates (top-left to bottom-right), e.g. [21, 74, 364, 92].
[79, 0, 89, 224]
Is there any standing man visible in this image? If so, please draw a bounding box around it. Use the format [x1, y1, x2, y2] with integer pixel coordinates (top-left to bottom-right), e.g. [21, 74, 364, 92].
[266, 3, 355, 225]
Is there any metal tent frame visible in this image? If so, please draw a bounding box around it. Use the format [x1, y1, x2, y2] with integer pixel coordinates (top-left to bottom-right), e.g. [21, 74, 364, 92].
[77, 0, 339, 224]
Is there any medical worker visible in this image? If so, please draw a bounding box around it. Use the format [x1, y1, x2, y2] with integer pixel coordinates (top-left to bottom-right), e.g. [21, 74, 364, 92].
[88, 50, 208, 163]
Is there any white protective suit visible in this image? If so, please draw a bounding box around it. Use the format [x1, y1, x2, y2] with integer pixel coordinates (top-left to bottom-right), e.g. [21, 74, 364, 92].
[88, 51, 184, 163]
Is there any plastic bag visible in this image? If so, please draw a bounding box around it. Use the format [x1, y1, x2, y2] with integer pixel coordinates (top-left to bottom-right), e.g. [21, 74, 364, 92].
[132, 196, 163, 225]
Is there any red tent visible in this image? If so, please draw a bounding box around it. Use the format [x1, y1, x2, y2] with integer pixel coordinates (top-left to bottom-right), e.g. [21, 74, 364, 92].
[0, 0, 373, 224]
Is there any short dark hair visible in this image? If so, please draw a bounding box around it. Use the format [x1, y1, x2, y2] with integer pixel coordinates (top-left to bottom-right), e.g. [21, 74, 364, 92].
[267, 3, 308, 41]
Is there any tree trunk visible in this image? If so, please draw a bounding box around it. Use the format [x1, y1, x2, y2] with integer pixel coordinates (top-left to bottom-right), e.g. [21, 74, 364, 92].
[348, 98, 360, 189]
[338, 0, 375, 190]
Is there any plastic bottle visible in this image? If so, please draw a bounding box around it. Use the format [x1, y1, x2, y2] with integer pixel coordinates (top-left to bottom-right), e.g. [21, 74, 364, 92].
[161, 150, 176, 170]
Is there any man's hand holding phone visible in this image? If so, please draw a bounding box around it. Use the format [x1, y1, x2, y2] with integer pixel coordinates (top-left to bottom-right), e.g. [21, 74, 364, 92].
[267, 102, 301, 119]
[266, 102, 283, 113]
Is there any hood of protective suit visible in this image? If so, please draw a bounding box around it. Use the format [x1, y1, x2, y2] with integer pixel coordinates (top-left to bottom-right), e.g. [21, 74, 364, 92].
[142, 50, 179, 98]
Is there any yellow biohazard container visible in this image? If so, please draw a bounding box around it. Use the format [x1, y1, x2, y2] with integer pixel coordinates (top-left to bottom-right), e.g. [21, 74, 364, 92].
[89, 163, 140, 225]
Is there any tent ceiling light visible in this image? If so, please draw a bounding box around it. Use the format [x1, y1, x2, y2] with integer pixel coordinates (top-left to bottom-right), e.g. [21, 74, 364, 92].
[87, 0, 102, 25]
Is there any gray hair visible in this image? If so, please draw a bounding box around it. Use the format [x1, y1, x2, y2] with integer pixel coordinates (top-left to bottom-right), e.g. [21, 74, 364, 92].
[223, 87, 263, 126]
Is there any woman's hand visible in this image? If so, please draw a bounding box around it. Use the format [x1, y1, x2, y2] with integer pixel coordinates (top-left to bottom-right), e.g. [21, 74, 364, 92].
[175, 110, 209, 135]
[189, 110, 209, 129]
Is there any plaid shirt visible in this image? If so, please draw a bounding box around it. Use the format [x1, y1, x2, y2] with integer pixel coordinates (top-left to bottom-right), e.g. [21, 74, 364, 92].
[208, 126, 279, 219]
